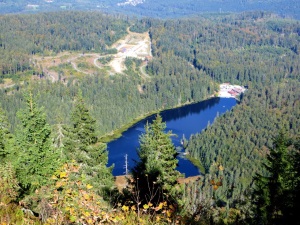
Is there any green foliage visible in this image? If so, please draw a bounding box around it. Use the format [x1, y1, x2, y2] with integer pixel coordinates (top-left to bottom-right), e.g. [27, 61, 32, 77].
[98, 56, 113, 65]
[0, 162, 19, 205]
[124, 57, 143, 77]
[0, 58, 215, 136]
[149, 15, 300, 87]
[14, 92, 60, 194]
[129, 20, 151, 33]
[63, 93, 114, 195]
[131, 114, 182, 206]
[77, 61, 90, 70]
[1, 0, 300, 20]
[0, 163, 39, 225]
[0, 107, 14, 162]
[0, 11, 128, 77]
[28, 162, 112, 224]
[28, 163, 184, 224]
[125, 57, 142, 70]
[185, 80, 300, 218]
[0, 11, 299, 224]
[252, 132, 300, 225]
[104, 48, 118, 55]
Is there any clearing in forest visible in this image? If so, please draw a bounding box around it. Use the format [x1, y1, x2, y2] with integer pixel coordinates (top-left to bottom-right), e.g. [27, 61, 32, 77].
[31, 28, 152, 82]
[110, 28, 152, 74]
[218, 83, 247, 98]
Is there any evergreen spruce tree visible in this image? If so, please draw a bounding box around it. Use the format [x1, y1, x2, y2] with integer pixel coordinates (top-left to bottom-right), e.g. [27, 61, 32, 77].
[63, 92, 114, 195]
[252, 132, 298, 225]
[131, 114, 182, 206]
[15, 92, 60, 194]
[0, 108, 13, 163]
[286, 136, 300, 225]
[252, 174, 270, 225]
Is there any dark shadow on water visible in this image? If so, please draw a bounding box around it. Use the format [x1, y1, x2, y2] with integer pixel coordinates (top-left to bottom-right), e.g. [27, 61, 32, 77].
[107, 97, 237, 176]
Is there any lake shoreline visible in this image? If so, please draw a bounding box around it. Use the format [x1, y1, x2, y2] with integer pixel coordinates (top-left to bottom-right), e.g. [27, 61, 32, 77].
[103, 84, 244, 176]
[99, 94, 217, 143]
[107, 97, 237, 176]
[100, 83, 246, 143]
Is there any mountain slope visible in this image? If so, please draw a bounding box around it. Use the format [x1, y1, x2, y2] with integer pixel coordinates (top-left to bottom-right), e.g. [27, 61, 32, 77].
[1, 0, 299, 19]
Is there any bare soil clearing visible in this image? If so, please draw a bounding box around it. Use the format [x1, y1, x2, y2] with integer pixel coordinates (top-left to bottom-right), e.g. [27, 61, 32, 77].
[218, 83, 247, 98]
[31, 27, 152, 82]
[110, 28, 152, 74]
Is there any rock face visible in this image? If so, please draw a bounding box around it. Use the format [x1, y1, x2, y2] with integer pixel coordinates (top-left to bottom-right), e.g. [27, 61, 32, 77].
[117, 0, 145, 7]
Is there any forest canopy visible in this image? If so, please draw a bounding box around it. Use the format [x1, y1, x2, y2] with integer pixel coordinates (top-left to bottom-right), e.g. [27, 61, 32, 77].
[0, 10, 299, 224]
[1, 0, 300, 20]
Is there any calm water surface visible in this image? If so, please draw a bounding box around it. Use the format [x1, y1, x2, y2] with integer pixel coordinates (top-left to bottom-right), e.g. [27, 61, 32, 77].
[107, 97, 237, 176]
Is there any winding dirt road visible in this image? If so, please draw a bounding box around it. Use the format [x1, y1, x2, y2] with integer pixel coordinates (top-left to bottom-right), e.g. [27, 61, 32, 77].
[29, 27, 153, 82]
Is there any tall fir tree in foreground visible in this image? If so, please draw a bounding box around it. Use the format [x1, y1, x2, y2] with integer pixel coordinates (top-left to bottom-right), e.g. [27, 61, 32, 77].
[63, 92, 114, 195]
[15, 92, 60, 194]
[252, 132, 300, 225]
[131, 114, 182, 206]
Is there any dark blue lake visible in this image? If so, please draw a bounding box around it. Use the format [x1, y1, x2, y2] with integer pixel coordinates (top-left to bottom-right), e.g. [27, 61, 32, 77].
[107, 97, 237, 177]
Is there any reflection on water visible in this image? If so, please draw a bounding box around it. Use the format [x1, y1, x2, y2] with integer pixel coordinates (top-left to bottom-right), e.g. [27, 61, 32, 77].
[107, 98, 237, 177]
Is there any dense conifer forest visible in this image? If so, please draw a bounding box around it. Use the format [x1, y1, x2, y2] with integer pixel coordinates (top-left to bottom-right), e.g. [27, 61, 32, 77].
[1, 0, 300, 20]
[0, 10, 299, 224]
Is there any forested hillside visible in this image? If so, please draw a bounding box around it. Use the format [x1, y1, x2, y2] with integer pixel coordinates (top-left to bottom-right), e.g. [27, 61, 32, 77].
[0, 12, 128, 80]
[0, 10, 299, 224]
[0, 11, 216, 135]
[185, 81, 300, 220]
[1, 0, 300, 19]
[147, 12, 300, 86]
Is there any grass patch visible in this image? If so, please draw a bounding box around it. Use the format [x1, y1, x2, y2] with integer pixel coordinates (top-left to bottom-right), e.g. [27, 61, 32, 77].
[3, 78, 13, 84]
[49, 63, 81, 77]
[77, 61, 91, 70]
[49, 63, 72, 72]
